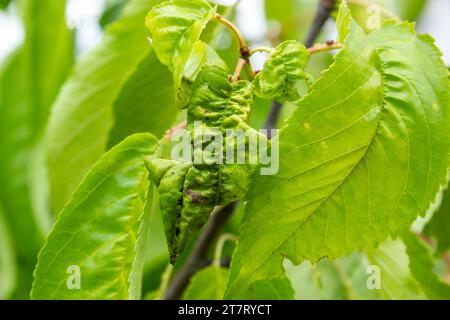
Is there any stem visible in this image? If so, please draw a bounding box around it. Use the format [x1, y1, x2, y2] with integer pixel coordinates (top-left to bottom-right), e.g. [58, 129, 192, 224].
[308, 42, 344, 54]
[232, 58, 248, 82]
[164, 202, 237, 300]
[249, 47, 274, 56]
[213, 233, 237, 267]
[347, 0, 401, 21]
[263, 100, 283, 139]
[164, 121, 187, 141]
[215, 13, 255, 80]
[214, 13, 249, 57]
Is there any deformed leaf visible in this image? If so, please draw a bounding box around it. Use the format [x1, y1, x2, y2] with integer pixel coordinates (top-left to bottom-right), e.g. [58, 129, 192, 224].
[226, 19, 450, 296]
[177, 41, 228, 109]
[147, 67, 262, 263]
[146, 0, 216, 91]
[254, 40, 310, 103]
[31, 133, 158, 300]
[184, 41, 228, 81]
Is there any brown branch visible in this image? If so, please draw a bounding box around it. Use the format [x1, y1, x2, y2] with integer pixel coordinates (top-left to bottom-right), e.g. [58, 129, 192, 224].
[263, 100, 283, 138]
[164, 202, 237, 300]
[304, 0, 338, 48]
[263, 0, 337, 133]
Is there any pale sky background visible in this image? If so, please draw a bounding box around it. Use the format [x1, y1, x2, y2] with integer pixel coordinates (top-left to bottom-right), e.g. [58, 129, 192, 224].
[0, 0, 449, 64]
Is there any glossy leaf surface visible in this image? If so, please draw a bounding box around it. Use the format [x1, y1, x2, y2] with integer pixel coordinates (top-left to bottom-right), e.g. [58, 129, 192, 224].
[32, 133, 158, 299]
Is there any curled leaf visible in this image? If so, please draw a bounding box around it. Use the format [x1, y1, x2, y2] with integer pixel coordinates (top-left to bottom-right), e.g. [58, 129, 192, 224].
[146, 0, 216, 93]
[254, 40, 310, 103]
[178, 41, 228, 109]
[147, 67, 264, 263]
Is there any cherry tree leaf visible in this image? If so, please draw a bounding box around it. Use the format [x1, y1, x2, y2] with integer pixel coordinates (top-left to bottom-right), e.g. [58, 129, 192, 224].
[31, 133, 158, 299]
[366, 238, 426, 299]
[226, 19, 450, 296]
[107, 47, 178, 148]
[45, 0, 163, 213]
[183, 266, 228, 300]
[146, 0, 216, 92]
[254, 41, 310, 103]
[403, 232, 450, 299]
[424, 183, 450, 254]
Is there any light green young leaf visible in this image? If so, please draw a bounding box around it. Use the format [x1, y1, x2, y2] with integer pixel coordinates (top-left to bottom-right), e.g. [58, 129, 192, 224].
[107, 47, 178, 148]
[403, 232, 450, 300]
[366, 238, 426, 299]
[254, 40, 310, 103]
[336, 0, 351, 43]
[226, 20, 450, 296]
[146, 0, 216, 92]
[424, 182, 450, 254]
[184, 41, 228, 81]
[285, 255, 381, 300]
[31, 133, 158, 300]
[177, 40, 228, 109]
[183, 266, 228, 300]
[45, 0, 162, 213]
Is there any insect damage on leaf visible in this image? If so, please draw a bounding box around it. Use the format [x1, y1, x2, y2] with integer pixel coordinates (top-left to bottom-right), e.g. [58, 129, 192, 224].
[146, 66, 266, 264]
[146, 0, 217, 97]
[254, 40, 312, 103]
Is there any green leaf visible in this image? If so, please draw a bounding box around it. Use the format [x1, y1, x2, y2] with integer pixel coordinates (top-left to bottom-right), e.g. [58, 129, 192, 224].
[184, 41, 228, 81]
[336, 0, 351, 43]
[226, 20, 450, 296]
[403, 232, 450, 300]
[0, 204, 16, 299]
[366, 238, 426, 299]
[285, 255, 376, 300]
[177, 40, 228, 108]
[183, 266, 228, 299]
[31, 133, 158, 300]
[147, 66, 259, 262]
[254, 40, 310, 103]
[146, 0, 216, 92]
[45, 0, 162, 213]
[424, 182, 450, 253]
[107, 47, 178, 148]
[0, 0, 12, 10]
[99, 0, 127, 28]
[246, 277, 295, 300]
[0, 0, 73, 292]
